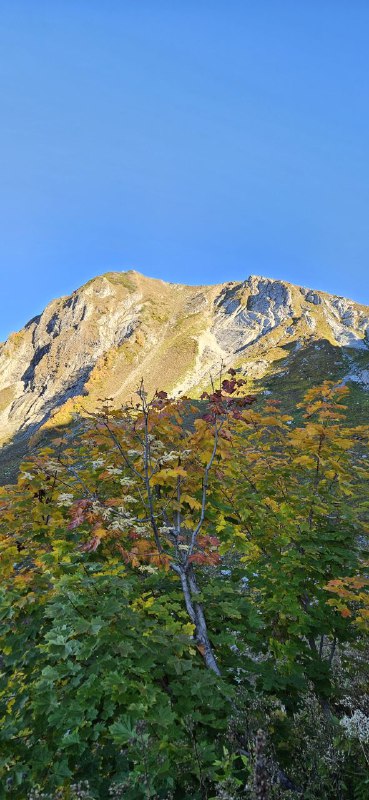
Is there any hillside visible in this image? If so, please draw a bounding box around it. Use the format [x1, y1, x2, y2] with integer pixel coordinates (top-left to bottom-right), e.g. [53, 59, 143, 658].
[1, 269, 369, 482]
[1, 275, 369, 798]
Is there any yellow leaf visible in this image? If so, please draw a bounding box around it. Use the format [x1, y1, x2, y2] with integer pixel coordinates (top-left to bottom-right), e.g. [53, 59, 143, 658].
[93, 527, 109, 539]
[264, 498, 279, 513]
[338, 439, 353, 450]
[181, 494, 202, 511]
[294, 455, 315, 467]
[182, 622, 196, 636]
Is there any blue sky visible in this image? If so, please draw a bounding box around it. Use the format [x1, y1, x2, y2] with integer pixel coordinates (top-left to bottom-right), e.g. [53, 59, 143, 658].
[1, 1, 369, 341]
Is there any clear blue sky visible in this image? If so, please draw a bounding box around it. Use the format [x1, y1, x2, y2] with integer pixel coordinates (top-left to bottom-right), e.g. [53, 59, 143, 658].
[1, 1, 369, 341]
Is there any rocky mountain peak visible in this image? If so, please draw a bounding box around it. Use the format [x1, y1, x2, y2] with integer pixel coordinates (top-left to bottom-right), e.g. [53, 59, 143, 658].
[0, 271, 368, 476]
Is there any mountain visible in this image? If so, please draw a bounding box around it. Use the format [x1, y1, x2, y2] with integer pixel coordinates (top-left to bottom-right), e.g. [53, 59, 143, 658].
[1, 270, 369, 483]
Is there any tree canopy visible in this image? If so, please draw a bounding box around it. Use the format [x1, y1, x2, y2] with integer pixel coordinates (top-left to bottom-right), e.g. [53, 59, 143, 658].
[1, 375, 368, 799]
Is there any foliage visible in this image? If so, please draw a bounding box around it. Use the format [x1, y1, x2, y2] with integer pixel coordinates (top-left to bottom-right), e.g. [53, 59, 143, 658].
[0, 565, 233, 798]
[213, 382, 369, 705]
[0, 375, 368, 798]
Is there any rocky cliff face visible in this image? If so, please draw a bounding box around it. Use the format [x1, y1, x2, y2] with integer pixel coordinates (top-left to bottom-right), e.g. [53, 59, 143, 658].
[1, 270, 368, 460]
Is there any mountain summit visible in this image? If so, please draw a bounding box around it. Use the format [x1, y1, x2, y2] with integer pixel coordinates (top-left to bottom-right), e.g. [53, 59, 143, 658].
[1, 270, 369, 481]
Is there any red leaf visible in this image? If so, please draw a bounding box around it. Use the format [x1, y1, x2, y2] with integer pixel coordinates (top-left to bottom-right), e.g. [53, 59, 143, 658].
[238, 394, 257, 406]
[68, 499, 91, 530]
[222, 379, 237, 394]
[189, 552, 221, 566]
[80, 536, 101, 552]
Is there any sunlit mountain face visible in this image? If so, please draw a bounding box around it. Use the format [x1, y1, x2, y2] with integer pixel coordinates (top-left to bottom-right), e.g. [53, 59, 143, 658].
[1, 269, 368, 483]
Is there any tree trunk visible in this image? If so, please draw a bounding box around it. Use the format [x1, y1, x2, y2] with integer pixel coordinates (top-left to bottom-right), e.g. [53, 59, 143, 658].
[187, 566, 221, 675]
[175, 564, 221, 675]
[253, 730, 269, 800]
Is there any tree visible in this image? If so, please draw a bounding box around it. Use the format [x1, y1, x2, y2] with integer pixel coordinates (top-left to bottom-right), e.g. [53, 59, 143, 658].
[1, 377, 368, 798]
[212, 382, 369, 707]
[0, 374, 255, 677]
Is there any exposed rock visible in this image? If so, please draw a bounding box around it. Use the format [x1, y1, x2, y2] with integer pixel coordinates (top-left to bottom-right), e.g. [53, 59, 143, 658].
[213, 277, 293, 353]
[0, 270, 368, 456]
[301, 288, 322, 305]
[340, 369, 369, 389]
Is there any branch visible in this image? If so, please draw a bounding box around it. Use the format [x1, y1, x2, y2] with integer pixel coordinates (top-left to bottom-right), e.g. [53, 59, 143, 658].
[187, 421, 220, 561]
[143, 405, 162, 553]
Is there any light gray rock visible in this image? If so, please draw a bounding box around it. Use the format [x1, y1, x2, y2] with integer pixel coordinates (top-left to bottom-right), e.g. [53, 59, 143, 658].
[0, 271, 368, 453]
[213, 277, 293, 352]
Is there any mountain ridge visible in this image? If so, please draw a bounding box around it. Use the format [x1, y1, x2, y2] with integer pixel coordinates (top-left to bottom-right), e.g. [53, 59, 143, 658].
[1, 269, 369, 482]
